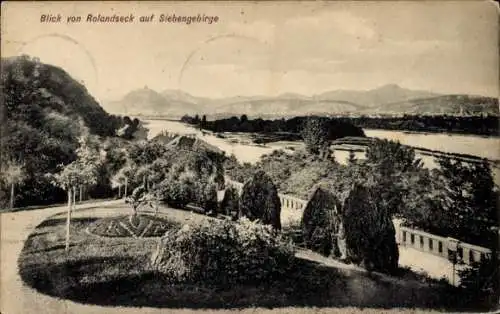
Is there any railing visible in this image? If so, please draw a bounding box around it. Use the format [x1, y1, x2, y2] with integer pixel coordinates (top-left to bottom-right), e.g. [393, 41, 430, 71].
[397, 225, 491, 265]
[225, 178, 492, 266]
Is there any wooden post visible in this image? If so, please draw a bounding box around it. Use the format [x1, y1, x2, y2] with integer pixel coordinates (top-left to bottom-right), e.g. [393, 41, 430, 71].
[124, 178, 128, 198]
[65, 189, 72, 252]
[118, 185, 121, 198]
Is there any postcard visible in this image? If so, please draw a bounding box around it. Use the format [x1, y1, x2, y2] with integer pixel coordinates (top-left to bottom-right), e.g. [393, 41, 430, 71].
[1, 1, 499, 313]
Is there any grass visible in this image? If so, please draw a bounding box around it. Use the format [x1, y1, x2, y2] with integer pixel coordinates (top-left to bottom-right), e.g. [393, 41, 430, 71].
[17, 204, 479, 311]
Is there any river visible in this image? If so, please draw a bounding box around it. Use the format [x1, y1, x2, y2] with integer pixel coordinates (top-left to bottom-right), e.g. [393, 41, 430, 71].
[143, 119, 500, 181]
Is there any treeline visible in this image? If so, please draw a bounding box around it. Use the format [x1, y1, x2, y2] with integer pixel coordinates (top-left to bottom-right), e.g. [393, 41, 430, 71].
[182, 113, 499, 136]
[329, 115, 498, 136]
[181, 114, 366, 140]
[0, 55, 142, 208]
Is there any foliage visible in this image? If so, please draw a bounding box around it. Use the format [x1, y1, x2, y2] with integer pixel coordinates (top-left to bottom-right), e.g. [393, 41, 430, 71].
[220, 186, 240, 217]
[128, 140, 168, 166]
[301, 187, 343, 257]
[345, 114, 499, 136]
[301, 116, 330, 156]
[457, 252, 499, 310]
[343, 184, 399, 274]
[426, 158, 498, 247]
[156, 175, 194, 208]
[239, 170, 282, 230]
[0, 55, 133, 207]
[224, 154, 257, 183]
[196, 181, 218, 214]
[182, 115, 365, 139]
[151, 217, 295, 286]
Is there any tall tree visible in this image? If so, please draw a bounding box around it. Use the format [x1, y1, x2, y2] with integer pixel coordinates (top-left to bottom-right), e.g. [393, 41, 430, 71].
[343, 183, 399, 274]
[433, 157, 498, 246]
[301, 116, 330, 157]
[364, 139, 423, 216]
[239, 170, 281, 230]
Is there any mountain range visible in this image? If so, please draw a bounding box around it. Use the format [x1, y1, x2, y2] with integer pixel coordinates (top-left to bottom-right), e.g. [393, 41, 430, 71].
[104, 84, 499, 117]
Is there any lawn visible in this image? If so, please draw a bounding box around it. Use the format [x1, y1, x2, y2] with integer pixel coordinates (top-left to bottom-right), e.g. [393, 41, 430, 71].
[17, 203, 471, 311]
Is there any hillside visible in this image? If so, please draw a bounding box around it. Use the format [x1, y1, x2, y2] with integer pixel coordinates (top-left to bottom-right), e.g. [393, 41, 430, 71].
[2, 56, 122, 136]
[106, 84, 498, 117]
[0, 55, 126, 207]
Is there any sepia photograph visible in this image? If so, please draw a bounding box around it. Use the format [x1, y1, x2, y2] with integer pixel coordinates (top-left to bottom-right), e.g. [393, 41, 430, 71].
[1, 1, 499, 313]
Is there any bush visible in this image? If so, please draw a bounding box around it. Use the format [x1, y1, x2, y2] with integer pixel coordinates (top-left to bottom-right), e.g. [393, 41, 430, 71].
[220, 186, 240, 218]
[343, 184, 399, 274]
[151, 218, 295, 286]
[301, 187, 344, 257]
[458, 254, 499, 310]
[199, 182, 218, 214]
[239, 170, 281, 230]
[156, 177, 193, 208]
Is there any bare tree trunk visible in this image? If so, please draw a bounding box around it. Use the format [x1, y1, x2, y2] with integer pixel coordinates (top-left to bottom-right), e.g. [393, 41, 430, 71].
[143, 176, 146, 188]
[118, 185, 121, 198]
[73, 186, 76, 207]
[65, 189, 72, 252]
[9, 183, 15, 209]
[79, 185, 83, 203]
[124, 178, 128, 198]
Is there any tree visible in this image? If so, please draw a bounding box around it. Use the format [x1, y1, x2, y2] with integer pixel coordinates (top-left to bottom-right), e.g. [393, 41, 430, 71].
[364, 139, 424, 216]
[47, 134, 101, 251]
[240, 114, 248, 123]
[343, 183, 399, 274]
[301, 116, 330, 157]
[432, 157, 498, 246]
[239, 170, 281, 230]
[302, 187, 343, 257]
[2, 159, 25, 209]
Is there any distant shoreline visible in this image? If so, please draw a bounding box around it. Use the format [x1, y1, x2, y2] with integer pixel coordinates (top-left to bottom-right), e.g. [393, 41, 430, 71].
[139, 116, 500, 138]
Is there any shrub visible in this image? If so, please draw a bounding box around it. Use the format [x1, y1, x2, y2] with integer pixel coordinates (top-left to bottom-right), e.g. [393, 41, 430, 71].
[239, 170, 281, 230]
[458, 254, 499, 310]
[156, 177, 193, 208]
[200, 182, 218, 214]
[220, 186, 240, 218]
[151, 218, 295, 286]
[301, 187, 344, 257]
[343, 184, 399, 274]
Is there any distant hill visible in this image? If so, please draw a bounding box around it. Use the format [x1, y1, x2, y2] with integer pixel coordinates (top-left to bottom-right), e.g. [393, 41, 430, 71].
[373, 95, 499, 115]
[106, 87, 201, 115]
[105, 84, 498, 117]
[315, 84, 440, 108]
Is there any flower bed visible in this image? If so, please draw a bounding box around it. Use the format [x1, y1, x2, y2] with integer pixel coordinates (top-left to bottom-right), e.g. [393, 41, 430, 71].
[88, 214, 180, 238]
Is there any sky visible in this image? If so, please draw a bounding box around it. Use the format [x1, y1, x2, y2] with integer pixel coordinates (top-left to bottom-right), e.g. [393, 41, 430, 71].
[2, 1, 499, 103]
